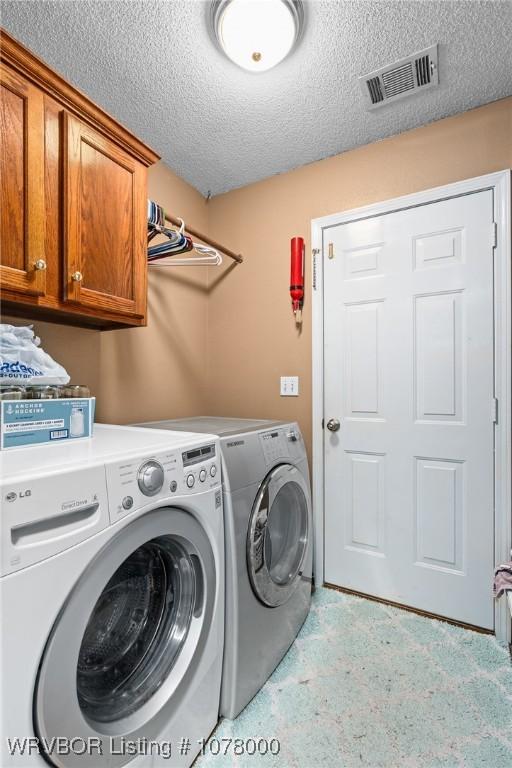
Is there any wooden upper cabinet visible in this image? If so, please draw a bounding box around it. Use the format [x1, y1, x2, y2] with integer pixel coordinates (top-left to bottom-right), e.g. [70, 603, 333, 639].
[63, 114, 146, 317]
[0, 63, 46, 296]
[0, 30, 159, 329]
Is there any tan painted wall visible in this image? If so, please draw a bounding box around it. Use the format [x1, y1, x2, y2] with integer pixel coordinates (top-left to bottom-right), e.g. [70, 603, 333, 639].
[3, 98, 510, 455]
[205, 98, 512, 459]
[98, 162, 210, 424]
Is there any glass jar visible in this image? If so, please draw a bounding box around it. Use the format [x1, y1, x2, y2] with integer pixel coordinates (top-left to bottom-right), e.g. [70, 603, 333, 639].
[25, 385, 60, 400]
[59, 384, 91, 398]
[0, 386, 25, 400]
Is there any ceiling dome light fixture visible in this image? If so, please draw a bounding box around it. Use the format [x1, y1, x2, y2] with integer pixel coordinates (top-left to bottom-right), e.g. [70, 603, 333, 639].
[211, 0, 304, 72]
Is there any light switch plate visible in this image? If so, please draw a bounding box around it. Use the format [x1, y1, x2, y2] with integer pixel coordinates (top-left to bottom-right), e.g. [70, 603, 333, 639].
[280, 376, 299, 396]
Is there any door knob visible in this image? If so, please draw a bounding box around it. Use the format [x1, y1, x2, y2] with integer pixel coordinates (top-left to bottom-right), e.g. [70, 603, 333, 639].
[326, 418, 340, 432]
[71, 271, 83, 282]
[34, 259, 47, 271]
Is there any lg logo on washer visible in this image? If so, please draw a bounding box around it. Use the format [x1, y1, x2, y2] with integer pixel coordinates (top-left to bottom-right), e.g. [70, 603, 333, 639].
[5, 490, 31, 502]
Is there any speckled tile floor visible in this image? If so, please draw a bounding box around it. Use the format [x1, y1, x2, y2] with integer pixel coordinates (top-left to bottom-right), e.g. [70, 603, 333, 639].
[197, 587, 512, 768]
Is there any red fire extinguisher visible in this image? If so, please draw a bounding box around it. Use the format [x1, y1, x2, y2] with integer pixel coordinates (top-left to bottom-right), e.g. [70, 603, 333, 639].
[290, 236, 305, 325]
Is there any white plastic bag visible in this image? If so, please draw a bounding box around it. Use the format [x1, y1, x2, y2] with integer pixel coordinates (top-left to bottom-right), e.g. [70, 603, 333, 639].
[0, 324, 70, 385]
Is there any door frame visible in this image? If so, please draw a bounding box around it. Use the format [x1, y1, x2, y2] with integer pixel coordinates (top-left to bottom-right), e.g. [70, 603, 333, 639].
[311, 170, 511, 643]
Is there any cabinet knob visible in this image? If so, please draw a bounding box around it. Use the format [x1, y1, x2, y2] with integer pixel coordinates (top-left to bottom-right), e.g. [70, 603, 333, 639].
[71, 271, 83, 283]
[34, 259, 47, 271]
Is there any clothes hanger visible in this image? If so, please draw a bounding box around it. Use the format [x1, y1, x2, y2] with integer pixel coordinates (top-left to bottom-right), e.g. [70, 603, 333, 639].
[150, 245, 223, 267]
[147, 201, 224, 266]
[147, 198, 243, 264]
[147, 218, 194, 259]
[148, 217, 223, 266]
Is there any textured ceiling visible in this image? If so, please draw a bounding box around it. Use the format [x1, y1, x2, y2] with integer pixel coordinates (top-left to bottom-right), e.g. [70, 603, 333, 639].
[2, 0, 511, 196]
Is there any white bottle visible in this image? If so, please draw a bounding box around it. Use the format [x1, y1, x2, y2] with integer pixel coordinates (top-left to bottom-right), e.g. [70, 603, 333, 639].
[70, 406, 85, 437]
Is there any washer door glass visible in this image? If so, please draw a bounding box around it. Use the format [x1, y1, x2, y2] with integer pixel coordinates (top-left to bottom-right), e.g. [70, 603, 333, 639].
[247, 464, 309, 607]
[77, 536, 195, 723]
[34, 507, 217, 768]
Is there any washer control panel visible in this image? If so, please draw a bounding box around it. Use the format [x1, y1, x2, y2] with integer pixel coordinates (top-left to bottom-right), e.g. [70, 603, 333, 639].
[182, 443, 218, 491]
[138, 460, 165, 496]
[106, 442, 220, 523]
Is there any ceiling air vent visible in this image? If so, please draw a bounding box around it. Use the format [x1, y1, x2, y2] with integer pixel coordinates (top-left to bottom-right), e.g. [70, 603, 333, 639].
[366, 76, 384, 105]
[360, 44, 439, 109]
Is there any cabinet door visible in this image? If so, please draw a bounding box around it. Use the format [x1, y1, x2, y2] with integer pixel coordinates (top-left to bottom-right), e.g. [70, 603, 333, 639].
[62, 113, 147, 318]
[0, 64, 46, 296]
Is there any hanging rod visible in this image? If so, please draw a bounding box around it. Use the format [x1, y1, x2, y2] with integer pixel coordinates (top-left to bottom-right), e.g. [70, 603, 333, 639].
[162, 210, 243, 264]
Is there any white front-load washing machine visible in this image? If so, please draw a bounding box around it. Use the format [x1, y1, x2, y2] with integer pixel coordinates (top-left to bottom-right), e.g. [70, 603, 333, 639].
[134, 417, 313, 719]
[0, 425, 224, 768]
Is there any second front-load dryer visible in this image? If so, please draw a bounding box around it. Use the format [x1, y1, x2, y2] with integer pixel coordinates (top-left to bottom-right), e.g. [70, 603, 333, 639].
[134, 417, 313, 719]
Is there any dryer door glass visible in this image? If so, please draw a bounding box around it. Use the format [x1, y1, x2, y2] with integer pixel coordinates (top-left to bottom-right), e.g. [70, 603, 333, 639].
[77, 536, 195, 723]
[247, 464, 309, 607]
[265, 481, 308, 585]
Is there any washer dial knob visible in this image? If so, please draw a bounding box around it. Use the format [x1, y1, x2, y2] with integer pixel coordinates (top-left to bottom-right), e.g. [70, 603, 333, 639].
[137, 460, 165, 496]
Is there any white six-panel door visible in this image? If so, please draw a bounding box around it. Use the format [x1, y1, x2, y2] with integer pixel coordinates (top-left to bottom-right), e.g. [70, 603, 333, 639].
[323, 191, 495, 629]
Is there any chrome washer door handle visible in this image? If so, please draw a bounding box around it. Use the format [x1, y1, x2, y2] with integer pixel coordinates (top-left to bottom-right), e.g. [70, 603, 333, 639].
[326, 418, 340, 432]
